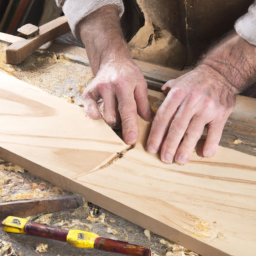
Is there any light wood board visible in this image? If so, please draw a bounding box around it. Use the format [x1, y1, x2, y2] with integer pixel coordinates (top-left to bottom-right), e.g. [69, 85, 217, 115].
[0, 72, 129, 179]
[0, 72, 256, 256]
[76, 116, 256, 256]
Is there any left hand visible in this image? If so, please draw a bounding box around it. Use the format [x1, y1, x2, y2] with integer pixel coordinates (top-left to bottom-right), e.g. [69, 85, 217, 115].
[146, 64, 236, 164]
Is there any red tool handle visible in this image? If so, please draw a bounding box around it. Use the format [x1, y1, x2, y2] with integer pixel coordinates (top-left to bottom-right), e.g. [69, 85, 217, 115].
[94, 238, 151, 256]
[24, 222, 68, 242]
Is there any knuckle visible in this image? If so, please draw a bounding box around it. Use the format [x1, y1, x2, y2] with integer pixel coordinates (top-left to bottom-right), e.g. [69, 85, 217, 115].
[170, 88, 184, 101]
[170, 119, 186, 133]
[154, 112, 168, 123]
[115, 81, 127, 92]
[97, 82, 107, 91]
[203, 97, 217, 110]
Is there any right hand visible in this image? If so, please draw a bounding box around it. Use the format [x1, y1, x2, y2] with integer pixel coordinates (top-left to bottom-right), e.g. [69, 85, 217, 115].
[82, 59, 152, 145]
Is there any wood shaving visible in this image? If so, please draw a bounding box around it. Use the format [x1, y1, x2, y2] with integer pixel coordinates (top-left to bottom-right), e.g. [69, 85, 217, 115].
[2, 164, 24, 173]
[35, 214, 52, 225]
[233, 139, 243, 145]
[144, 229, 151, 240]
[54, 219, 90, 231]
[35, 243, 48, 253]
[107, 228, 118, 235]
[0, 240, 18, 256]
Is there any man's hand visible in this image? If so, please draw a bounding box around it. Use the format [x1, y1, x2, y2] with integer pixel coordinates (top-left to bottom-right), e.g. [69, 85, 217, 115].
[147, 31, 256, 164]
[77, 6, 151, 145]
[147, 66, 235, 164]
[82, 59, 151, 144]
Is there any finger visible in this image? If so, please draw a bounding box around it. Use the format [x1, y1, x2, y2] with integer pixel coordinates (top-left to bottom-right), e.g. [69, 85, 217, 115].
[146, 87, 185, 155]
[174, 116, 206, 164]
[134, 81, 153, 122]
[101, 88, 119, 128]
[160, 95, 200, 163]
[116, 83, 139, 145]
[162, 79, 175, 95]
[203, 119, 227, 158]
[82, 89, 102, 119]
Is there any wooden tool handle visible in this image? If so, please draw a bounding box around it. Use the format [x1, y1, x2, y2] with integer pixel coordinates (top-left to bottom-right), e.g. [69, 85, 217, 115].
[94, 238, 151, 256]
[6, 16, 70, 64]
[24, 222, 68, 242]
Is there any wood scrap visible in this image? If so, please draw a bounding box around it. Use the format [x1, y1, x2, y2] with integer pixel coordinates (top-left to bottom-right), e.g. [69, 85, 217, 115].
[6, 16, 70, 64]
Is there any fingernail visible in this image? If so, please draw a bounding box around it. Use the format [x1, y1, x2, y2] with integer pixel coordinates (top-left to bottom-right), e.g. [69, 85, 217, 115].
[126, 132, 137, 144]
[108, 115, 116, 127]
[204, 148, 213, 158]
[163, 152, 173, 163]
[147, 145, 157, 154]
[176, 154, 188, 165]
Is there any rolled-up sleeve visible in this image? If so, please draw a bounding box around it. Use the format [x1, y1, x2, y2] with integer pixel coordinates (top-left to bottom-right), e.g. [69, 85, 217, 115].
[235, 1, 256, 46]
[55, 0, 124, 38]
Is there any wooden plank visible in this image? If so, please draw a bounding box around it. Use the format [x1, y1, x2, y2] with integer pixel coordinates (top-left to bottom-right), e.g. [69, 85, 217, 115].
[76, 114, 256, 256]
[0, 72, 129, 178]
[0, 72, 255, 255]
[6, 16, 70, 64]
[0, 32, 25, 45]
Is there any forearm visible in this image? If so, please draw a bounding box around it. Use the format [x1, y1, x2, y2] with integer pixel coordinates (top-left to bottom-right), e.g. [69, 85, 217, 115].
[77, 6, 131, 75]
[200, 30, 256, 94]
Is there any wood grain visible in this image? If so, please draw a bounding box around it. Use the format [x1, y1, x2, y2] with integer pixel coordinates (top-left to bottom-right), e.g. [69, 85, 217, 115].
[76, 116, 256, 256]
[6, 16, 70, 64]
[0, 72, 128, 179]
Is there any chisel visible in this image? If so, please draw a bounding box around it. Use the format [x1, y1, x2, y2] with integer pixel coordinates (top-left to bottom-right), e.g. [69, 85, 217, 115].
[3, 216, 151, 256]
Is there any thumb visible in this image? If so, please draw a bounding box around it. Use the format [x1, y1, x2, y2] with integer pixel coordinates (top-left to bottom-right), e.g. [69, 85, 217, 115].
[162, 79, 175, 96]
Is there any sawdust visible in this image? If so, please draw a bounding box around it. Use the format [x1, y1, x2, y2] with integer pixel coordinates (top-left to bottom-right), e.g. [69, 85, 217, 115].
[0, 240, 18, 256]
[3, 164, 24, 173]
[34, 214, 53, 225]
[107, 228, 118, 235]
[35, 243, 48, 253]
[192, 220, 221, 241]
[144, 229, 151, 240]
[0, 161, 65, 203]
[54, 219, 91, 232]
[232, 138, 243, 145]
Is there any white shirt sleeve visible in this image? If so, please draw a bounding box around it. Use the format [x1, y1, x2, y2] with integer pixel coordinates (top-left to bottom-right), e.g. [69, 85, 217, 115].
[235, 1, 256, 46]
[55, 0, 124, 39]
